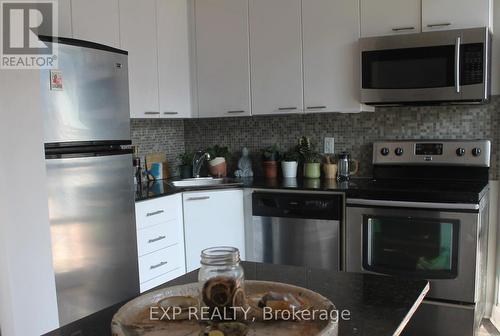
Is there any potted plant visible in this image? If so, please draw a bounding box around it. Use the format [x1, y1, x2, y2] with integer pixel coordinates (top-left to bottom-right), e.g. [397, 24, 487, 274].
[323, 154, 338, 180]
[262, 144, 280, 178]
[296, 136, 322, 179]
[206, 145, 230, 177]
[178, 152, 194, 179]
[281, 150, 300, 178]
[303, 152, 323, 179]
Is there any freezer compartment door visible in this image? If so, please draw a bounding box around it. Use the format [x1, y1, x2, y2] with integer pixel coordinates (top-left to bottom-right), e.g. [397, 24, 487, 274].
[46, 153, 139, 326]
[42, 41, 130, 144]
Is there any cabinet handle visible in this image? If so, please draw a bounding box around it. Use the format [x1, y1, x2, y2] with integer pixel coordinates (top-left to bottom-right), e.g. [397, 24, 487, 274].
[148, 235, 166, 243]
[144, 111, 160, 115]
[150, 261, 168, 270]
[146, 210, 164, 217]
[427, 23, 451, 28]
[163, 111, 179, 115]
[278, 107, 298, 111]
[392, 27, 415, 31]
[227, 110, 245, 114]
[306, 106, 327, 110]
[186, 196, 210, 201]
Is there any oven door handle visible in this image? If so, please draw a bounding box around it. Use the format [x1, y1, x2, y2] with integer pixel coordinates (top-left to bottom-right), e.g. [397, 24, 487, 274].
[346, 198, 479, 210]
[455, 36, 461, 93]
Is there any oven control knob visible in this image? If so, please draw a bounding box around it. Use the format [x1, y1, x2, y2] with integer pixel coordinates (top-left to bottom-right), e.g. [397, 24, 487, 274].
[380, 148, 390, 156]
[395, 148, 404, 156]
[456, 148, 466, 157]
[472, 148, 482, 157]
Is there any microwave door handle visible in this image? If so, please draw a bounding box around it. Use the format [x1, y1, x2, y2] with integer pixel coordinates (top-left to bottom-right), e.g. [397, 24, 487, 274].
[455, 36, 461, 93]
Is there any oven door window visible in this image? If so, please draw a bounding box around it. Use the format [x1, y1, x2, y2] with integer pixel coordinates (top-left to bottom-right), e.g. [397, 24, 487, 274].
[363, 216, 459, 279]
[362, 45, 456, 89]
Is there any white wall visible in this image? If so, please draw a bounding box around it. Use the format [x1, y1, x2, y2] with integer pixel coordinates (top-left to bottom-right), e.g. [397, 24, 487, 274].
[492, 0, 500, 95]
[0, 71, 59, 335]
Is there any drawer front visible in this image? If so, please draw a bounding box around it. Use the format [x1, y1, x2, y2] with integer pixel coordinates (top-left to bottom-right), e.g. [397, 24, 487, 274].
[135, 194, 181, 229]
[139, 267, 186, 293]
[137, 219, 183, 256]
[138, 244, 184, 284]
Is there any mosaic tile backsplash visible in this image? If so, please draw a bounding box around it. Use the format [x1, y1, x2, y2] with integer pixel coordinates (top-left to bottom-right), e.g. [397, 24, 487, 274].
[131, 119, 185, 175]
[132, 96, 500, 179]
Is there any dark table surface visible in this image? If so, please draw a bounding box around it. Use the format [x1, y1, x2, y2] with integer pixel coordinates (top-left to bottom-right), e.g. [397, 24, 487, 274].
[135, 176, 488, 204]
[44, 262, 429, 336]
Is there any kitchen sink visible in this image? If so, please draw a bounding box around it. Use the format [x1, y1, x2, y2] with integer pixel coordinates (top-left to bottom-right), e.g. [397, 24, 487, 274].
[170, 177, 242, 188]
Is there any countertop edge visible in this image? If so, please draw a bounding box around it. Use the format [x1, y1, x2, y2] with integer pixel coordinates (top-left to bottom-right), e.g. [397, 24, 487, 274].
[393, 281, 431, 336]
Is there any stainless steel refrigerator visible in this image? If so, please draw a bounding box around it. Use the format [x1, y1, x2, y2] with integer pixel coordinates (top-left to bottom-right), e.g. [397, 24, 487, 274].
[41, 36, 139, 326]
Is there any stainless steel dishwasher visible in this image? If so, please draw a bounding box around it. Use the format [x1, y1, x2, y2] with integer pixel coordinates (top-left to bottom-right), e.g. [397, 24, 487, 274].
[247, 192, 343, 271]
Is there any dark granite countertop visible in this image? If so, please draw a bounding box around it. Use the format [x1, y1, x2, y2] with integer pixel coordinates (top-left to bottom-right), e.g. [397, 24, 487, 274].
[136, 177, 488, 204]
[44, 262, 429, 336]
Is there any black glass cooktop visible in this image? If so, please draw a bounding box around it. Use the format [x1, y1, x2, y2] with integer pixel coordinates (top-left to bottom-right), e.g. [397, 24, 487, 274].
[345, 178, 489, 204]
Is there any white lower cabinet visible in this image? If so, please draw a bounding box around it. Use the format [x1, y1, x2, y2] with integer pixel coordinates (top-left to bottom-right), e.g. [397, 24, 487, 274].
[183, 189, 246, 272]
[135, 194, 186, 293]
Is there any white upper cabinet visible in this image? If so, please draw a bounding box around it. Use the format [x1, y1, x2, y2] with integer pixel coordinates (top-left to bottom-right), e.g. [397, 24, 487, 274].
[302, 0, 364, 113]
[249, 0, 303, 115]
[119, 0, 160, 119]
[71, 0, 120, 48]
[195, 0, 251, 118]
[157, 0, 193, 119]
[422, 0, 491, 32]
[360, 0, 422, 37]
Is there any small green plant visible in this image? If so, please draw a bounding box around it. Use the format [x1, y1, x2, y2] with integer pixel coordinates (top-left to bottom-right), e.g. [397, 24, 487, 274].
[262, 144, 280, 161]
[303, 152, 323, 163]
[178, 152, 194, 166]
[282, 149, 300, 162]
[296, 136, 322, 163]
[206, 145, 230, 161]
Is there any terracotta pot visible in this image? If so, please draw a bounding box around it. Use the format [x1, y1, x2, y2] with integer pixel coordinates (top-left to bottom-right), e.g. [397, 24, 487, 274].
[263, 161, 278, 178]
[323, 163, 338, 180]
[208, 158, 227, 177]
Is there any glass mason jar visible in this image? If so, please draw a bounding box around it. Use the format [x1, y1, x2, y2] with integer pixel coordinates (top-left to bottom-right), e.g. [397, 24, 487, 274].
[198, 247, 245, 320]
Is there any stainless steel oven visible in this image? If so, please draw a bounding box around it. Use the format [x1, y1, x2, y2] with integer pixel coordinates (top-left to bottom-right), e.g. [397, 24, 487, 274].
[346, 199, 488, 304]
[346, 139, 491, 336]
[360, 27, 491, 105]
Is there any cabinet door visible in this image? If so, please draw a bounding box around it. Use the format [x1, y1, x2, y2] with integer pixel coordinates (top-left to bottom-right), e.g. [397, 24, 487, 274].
[195, 0, 251, 118]
[183, 189, 245, 272]
[157, 0, 193, 119]
[360, 0, 421, 37]
[71, 0, 120, 48]
[249, 0, 303, 115]
[303, 0, 362, 113]
[422, 0, 490, 32]
[119, 0, 160, 119]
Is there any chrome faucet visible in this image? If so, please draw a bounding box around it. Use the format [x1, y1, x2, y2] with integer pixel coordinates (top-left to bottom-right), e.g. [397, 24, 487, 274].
[192, 150, 211, 178]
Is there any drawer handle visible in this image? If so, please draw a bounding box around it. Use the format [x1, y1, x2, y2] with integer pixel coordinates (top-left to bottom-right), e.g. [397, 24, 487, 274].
[146, 210, 164, 217]
[150, 261, 168, 270]
[144, 111, 160, 115]
[186, 196, 210, 201]
[227, 110, 245, 114]
[306, 106, 327, 110]
[163, 111, 179, 115]
[148, 235, 166, 243]
[278, 107, 297, 111]
[427, 23, 451, 28]
[392, 26, 415, 31]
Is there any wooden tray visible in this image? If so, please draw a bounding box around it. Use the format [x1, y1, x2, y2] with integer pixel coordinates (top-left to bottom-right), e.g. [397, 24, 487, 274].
[112, 280, 338, 336]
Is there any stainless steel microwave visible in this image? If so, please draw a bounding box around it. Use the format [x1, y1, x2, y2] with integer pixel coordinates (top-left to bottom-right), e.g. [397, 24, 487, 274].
[360, 27, 491, 106]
